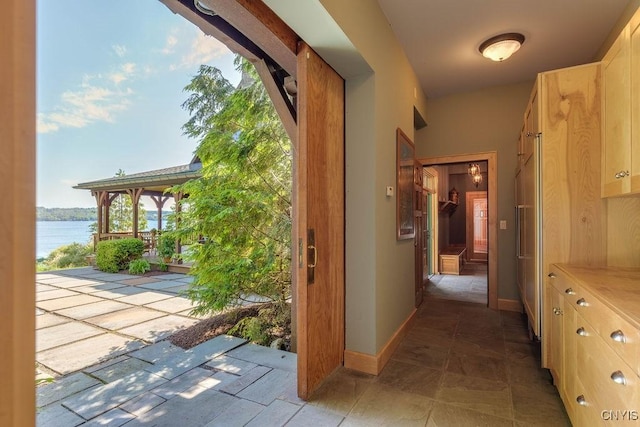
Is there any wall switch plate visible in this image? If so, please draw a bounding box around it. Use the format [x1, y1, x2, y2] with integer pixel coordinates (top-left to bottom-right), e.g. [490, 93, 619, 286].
[500, 220, 507, 230]
[386, 186, 394, 197]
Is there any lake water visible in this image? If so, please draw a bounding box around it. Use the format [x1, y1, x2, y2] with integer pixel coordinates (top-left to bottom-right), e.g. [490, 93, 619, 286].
[36, 220, 94, 259]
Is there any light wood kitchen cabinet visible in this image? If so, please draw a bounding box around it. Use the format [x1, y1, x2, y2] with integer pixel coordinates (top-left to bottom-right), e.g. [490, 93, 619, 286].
[546, 264, 640, 426]
[602, 8, 640, 197]
[523, 86, 538, 163]
[515, 63, 606, 340]
[631, 12, 640, 193]
[547, 283, 564, 389]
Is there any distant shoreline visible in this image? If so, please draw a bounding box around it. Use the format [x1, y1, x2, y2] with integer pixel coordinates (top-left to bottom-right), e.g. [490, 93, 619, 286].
[36, 206, 169, 222]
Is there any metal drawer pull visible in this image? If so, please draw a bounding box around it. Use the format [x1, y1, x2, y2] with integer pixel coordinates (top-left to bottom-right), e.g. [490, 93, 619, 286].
[576, 298, 588, 307]
[576, 327, 587, 337]
[610, 330, 626, 344]
[548, 272, 556, 278]
[611, 371, 627, 385]
[576, 395, 587, 406]
[553, 307, 563, 316]
[565, 288, 575, 295]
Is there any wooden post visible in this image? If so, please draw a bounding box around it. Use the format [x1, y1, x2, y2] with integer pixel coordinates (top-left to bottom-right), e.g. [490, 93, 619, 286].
[94, 191, 103, 246]
[105, 193, 118, 234]
[126, 188, 145, 238]
[173, 192, 183, 262]
[150, 194, 171, 231]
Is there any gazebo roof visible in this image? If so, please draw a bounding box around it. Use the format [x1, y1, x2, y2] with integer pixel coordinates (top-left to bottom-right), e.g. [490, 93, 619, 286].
[74, 157, 202, 196]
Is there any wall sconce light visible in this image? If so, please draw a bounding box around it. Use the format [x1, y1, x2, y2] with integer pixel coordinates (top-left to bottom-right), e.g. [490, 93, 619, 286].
[472, 172, 483, 188]
[479, 33, 525, 62]
[468, 163, 483, 187]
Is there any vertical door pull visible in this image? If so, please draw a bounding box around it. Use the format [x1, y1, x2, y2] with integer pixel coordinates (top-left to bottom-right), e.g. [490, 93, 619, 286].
[308, 245, 317, 268]
[307, 229, 316, 284]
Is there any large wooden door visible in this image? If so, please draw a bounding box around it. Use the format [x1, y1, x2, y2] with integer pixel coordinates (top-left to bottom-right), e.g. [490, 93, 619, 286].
[295, 42, 345, 400]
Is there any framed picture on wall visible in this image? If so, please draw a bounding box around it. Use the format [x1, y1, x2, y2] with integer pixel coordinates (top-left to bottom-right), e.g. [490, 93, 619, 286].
[397, 128, 415, 240]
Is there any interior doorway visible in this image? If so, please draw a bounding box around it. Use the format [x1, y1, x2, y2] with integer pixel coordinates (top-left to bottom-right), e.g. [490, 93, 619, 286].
[419, 152, 497, 309]
[466, 191, 488, 262]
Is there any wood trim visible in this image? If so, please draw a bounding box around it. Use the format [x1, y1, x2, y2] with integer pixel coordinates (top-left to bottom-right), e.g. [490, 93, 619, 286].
[344, 309, 417, 375]
[498, 298, 523, 312]
[418, 152, 498, 310]
[1, 0, 36, 424]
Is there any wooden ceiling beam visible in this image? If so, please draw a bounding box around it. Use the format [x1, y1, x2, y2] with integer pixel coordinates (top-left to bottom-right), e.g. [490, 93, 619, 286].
[253, 58, 297, 144]
[197, 0, 298, 78]
[160, 0, 261, 62]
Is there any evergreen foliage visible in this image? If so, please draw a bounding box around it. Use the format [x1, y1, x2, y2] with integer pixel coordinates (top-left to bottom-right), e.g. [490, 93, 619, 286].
[173, 58, 292, 324]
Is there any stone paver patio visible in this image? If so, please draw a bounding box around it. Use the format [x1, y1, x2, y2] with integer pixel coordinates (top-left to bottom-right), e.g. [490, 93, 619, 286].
[35, 268, 343, 426]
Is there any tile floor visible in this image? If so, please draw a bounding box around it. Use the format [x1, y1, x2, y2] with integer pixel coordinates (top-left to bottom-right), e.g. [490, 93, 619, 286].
[425, 262, 488, 305]
[37, 266, 571, 426]
[310, 295, 571, 426]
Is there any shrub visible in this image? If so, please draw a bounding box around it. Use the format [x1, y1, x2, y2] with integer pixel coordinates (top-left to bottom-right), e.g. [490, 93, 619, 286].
[157, 234, 176, 259]
[228, 316, 270, 346]
[156, 260, 169, 272]
[96, 238, 144, 273]
[129, 258, 151, 275]
[37, 242, 92, 271]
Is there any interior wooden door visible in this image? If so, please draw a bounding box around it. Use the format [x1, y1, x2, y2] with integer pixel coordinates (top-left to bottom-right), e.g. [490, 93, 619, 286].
[465, 191, 488, 262]
[295, 42, 345, 400]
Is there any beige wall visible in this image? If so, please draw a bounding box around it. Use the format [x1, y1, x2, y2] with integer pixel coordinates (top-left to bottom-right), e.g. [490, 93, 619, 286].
[317, 0, 429, 355]
[267, 0, 428, 355]
[415, 81, 533, 301]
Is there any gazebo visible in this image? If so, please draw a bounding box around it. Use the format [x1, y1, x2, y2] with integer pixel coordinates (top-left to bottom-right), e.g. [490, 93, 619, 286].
[74, 156, 202, 255]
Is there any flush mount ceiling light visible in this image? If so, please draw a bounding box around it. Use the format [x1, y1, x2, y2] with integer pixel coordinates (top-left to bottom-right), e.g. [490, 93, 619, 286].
[479, 33, 525, 62]
[194, 0, 217, 16]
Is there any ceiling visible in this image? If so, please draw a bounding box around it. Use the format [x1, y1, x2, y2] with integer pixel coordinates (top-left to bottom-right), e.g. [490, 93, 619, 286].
[376, 0, 633, 98]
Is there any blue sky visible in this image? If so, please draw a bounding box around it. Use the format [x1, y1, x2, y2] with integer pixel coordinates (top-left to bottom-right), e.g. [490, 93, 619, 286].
[37, 0, 240, 208]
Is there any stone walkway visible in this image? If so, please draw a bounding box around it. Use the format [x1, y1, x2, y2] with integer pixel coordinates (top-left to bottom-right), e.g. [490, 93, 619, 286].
[35, 268, 340, 426]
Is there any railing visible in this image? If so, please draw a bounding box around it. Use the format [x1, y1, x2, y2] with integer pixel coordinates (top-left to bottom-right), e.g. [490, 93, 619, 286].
[138, 231, 157, 254]
[92, 231, 161, 254]
[92, 232, 134, 251]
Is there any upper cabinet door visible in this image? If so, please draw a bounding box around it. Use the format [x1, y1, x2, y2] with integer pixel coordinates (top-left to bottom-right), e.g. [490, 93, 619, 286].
[523, 85, 539, 163]
[602, 26, 631, 197]
[630, 13, 640, 193]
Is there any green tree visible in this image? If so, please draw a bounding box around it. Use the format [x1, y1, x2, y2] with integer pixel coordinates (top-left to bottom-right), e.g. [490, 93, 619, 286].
[174, 59, 292, 324]
[108, 169, 148, 232]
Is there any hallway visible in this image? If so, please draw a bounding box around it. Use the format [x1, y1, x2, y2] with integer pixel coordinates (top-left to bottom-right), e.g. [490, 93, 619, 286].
[310, 294, 570, 426]
[425, 262, 488, 305]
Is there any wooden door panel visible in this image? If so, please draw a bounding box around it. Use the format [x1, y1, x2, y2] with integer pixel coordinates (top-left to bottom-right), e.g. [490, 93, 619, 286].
[295, 42, 345, 400]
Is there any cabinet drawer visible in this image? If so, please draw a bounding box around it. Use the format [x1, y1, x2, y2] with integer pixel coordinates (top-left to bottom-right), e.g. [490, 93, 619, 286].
[576, 319, 639, 411]
[573, 376, 605, 427]
[549, 267, 580, 300]
[571, 285, 640, 375]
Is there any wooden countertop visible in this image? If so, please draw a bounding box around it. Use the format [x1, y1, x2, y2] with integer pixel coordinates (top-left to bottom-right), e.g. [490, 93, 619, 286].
[554, 264, 640, 329]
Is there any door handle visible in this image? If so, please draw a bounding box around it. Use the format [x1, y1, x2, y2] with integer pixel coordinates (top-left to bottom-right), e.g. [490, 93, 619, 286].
[307, 229, 316, 284]
[307, 245, 317, 268]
